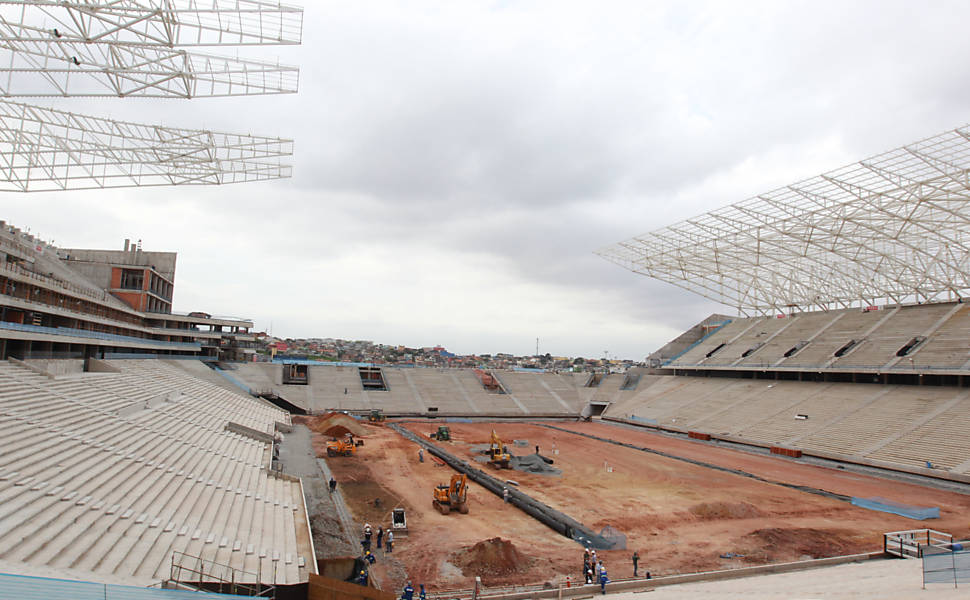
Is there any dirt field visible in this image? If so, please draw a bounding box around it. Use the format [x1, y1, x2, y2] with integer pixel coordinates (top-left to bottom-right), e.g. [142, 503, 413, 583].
[308, 418, 970, 591]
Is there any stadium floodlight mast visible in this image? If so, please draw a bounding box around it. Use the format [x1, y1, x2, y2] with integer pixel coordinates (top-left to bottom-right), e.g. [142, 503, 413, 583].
[597, 124, 970, 316]
[0, 1, 302, 97]
[0, 99, 293, 191]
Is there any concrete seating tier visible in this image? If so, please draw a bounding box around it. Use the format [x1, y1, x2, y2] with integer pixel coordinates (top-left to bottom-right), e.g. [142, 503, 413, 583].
[903, 305, 970, 370]
[495, 372, 576, 413]
[835, 303, 957, 368]
[537, 373, 585, 411]
[668, 302, 970, 372]
[867, 391, 970, 470]
[738, 383, 882, 444]
[736, 311, 841, 366]
[684, 380, 820, 435]
[164, 359, 264, 397]
[0, 360, 311, 586]
[228, 364, 586, 415]
[778, 309, 886, 367]
[403, 369, 479, 413]
[606, 375, 718, 422]
[605, 374, 970, 475]
[667, 319, 752, 366]
[796, 386, 955, 456]
[702, 316, 794, 366]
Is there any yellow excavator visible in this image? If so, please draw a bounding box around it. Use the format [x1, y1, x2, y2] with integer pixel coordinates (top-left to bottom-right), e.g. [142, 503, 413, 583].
[326, 433, 362, 457]
[487, 429, 511, 469]
[432, 473, 469, 515]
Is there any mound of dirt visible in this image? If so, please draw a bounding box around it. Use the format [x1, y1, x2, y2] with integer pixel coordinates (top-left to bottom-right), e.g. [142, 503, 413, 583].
[453, 537, 532, 578]
[299, 412, 367, 438]
[689, 501, 763, 520]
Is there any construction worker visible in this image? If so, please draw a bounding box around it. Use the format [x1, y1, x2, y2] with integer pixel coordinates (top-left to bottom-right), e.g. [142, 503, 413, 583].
[419, 584, 427, 600]
[402, 581, 414, 600]
[328, 477, 337, 493]
[632, 551, 639, 577]
[503, 487, 509, 503]
[365, 550, 376, 564]
[386, 530, 394, 553]
[599, 563, 609, 595]
[376, 526, 384, 549]
[357, 570, 368, 586]
[585, 567, 593, 584]
[418, 448, 424, 463]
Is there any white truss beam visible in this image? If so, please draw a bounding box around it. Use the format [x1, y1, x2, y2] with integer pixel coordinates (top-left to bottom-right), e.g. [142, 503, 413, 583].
[597, 125, 970, 315]
[0, 1, 303, 47]
[0, 1, 301, 97]
[0, 98, 292, 191]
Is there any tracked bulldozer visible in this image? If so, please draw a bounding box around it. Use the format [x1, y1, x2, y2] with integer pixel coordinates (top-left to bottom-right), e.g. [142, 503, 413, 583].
[432, 473, 469, 515]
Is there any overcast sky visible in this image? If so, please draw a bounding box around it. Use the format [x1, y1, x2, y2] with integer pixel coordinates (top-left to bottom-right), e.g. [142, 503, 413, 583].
[4, 1, 970, 359]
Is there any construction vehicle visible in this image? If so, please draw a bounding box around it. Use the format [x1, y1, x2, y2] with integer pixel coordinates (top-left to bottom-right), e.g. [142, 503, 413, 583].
[430, 426, 450, 441]
[326, 433, 363, 456]
[432, 473, 469, 515]
[367, 409, 386, 422]
[487, 429, 511, 469]
[391, 507, 408, 536]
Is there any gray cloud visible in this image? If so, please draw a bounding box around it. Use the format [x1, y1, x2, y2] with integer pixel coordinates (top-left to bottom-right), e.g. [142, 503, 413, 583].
[6, 0, 970, 358]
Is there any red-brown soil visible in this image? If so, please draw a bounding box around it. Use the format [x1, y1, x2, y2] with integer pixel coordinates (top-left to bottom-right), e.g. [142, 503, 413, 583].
[306, 419, 970, 591]
[453, 537, 533, 582]
[295, 412, 367, 438]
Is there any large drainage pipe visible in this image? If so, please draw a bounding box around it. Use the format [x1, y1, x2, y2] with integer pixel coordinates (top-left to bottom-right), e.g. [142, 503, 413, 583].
[389, 423, 616, 549]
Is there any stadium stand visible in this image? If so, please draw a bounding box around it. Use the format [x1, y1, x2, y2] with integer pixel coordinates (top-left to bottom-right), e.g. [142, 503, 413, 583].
[0, 358, 314, 587]
[605, 376, 970, 476]
[0, 221, 255, 362]
[907, 306, 970, 369]
[665, 301, 970, 376]
[227, 363, 601, 416]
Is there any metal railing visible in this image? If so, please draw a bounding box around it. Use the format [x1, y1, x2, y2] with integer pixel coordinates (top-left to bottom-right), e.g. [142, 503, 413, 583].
[0, 253, 107, 303]
[0, 321, 200, 350]
[170, 550, 275, 597]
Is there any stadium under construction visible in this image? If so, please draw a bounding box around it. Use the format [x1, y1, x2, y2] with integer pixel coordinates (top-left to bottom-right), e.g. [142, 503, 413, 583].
[2, 3, 970, 597]
[2, 121, 970, 599]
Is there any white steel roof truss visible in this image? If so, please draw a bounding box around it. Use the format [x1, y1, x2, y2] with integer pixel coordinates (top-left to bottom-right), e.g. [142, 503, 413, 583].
[598, 124, 970, 312]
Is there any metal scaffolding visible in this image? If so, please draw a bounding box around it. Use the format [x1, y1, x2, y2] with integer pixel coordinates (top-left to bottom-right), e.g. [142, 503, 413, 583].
[597, 125, 970, 315]
[0, 99, 292, 191]
[0, 1, 301, 189]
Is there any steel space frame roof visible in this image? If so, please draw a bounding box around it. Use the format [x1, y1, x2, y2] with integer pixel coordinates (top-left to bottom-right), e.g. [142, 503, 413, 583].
[0, 1, 302, 190]
[597, 125, 970, 315]
[0, 98, 292, 191]
[0, 1, 302, 98]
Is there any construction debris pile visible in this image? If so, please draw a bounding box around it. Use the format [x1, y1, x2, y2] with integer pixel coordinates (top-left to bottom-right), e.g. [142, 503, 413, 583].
[510, 453, 561, 476]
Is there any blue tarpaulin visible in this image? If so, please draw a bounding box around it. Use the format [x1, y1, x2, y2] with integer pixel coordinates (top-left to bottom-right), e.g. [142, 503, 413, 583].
[851, 496, 940, 520]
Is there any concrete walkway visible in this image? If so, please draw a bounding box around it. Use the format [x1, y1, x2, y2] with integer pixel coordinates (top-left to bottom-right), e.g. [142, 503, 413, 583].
[277, 424, 357, 558]
[607, 558, 962, 600]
